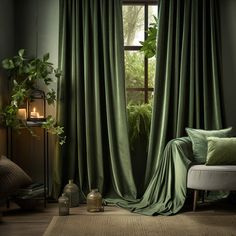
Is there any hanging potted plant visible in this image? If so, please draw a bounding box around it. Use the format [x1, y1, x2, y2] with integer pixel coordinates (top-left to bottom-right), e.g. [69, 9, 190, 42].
[0, 49, 66, 145]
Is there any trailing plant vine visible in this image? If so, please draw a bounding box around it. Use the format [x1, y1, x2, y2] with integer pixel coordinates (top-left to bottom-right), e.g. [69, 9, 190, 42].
[0, 49, 66, 145]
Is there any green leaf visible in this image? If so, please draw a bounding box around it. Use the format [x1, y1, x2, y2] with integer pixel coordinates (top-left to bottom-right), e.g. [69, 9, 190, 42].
[44, 77, 53, 85]
[127, 103, 152, 151]
[43, 53, 50, 62]
[59, 136, 66, 145]
[18, 49, 25, 57]
[46, 89, 56, 105]
[54, 68, 62, 78]
[2, 59, 15, 69]
[1, 49, 66, 145]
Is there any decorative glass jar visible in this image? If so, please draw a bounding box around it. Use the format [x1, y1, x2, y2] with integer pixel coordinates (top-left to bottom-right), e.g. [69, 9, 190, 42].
[63, 179, 79, 207]
[87, 189, 104, 212]
[58, 193, 69, 216]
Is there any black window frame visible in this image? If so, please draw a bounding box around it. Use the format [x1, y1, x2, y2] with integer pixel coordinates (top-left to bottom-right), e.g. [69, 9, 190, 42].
[123, 0, 158, 104]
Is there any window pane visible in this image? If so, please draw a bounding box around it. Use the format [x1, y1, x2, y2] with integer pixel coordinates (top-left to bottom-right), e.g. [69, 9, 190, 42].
[125, 51, 144, 88]
[148, 5, 158, 25]
[123, 5, 144, 46]
[126, 91, 145, 105]
[148, 56, 156, 88]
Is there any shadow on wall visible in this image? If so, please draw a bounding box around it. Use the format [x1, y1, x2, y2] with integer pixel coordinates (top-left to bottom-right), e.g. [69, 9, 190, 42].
[0, 68, 8, 156]
[219, 0, 236, 132]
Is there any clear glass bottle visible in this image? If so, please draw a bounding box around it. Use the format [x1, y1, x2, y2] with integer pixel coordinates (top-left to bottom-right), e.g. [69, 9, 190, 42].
[63, 179, 79, 207]
[58, 193, 69, 216]
[87, 189, 104, 212]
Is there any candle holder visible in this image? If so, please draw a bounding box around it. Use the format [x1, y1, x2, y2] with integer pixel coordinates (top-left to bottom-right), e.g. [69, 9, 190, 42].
[27, 89, 46, 121]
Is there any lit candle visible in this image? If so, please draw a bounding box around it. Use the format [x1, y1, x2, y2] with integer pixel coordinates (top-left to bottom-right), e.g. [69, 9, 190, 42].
[30, 107, 39, 118]
[17, 108, 27, 120]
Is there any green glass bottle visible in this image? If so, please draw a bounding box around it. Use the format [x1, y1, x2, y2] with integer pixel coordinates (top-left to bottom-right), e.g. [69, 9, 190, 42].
[63, 179, 79, 207]
[87, 189, 104, 212]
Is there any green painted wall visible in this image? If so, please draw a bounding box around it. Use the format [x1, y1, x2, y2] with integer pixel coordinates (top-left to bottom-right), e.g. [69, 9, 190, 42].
[0, 0, 14, 156]
[14, 0, 59, 61]
[9, 0, 59, 184]
[219, 0, 236, 132]
[14, 0, 59, 100]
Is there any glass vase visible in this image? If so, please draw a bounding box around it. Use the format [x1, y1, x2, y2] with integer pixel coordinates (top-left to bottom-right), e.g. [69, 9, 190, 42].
[87, 189, 104, 212]
[58, 193, 69, 216]
[63, 179, 79, 207]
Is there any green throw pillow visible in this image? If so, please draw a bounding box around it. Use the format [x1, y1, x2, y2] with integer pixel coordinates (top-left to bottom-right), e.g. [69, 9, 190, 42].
[185, 127, 232, 163]
[206, 137, 236, 165]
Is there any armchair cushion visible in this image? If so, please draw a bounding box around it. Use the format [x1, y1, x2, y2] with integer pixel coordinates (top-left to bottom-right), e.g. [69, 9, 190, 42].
[206, 137, 236, 165]
[187, 165, 236, 190]
[185, 127, 232, 164]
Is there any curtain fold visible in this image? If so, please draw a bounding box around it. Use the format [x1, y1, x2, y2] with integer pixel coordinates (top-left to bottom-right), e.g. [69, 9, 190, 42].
[116, 0, 224, 215]
[54, 0, 224, 216]
[53, 0, 137, 201]
[145, 0, 223, 185]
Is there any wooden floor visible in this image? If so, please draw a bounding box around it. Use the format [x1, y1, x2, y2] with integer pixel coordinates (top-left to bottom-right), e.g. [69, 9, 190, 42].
[0, 202, 58, 236]
[1, 198, 236, 236]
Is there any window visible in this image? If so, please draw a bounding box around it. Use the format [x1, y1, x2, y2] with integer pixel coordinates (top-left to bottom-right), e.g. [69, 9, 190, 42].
[123, 0, 158, 104]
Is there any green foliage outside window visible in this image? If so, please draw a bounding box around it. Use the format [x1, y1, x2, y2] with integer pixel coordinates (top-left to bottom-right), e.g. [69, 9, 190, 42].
[125, 52, 144, 89]
[124, 10, 158, 151]
[127, 103, 152, 151]
[125, 52, 156, 104]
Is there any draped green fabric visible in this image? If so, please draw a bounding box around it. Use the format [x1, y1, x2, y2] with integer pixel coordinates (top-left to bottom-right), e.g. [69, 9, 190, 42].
[113, 0, 223, 215]
[142, 0, 223, 214]
[108, 137, 194, 215]
[53, 0, 137, 201]
[54, 0, 224, 216]
[145, 0, 223, 184]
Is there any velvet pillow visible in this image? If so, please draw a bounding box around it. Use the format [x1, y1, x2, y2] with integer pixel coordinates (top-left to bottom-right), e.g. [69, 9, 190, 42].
[185, 127, 232, 164]
[206, 137, 236, 165]
[0, 156, 32, 198]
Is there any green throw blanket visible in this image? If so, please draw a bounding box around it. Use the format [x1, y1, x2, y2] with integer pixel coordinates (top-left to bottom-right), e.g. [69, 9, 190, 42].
[105, 137, 194, 216]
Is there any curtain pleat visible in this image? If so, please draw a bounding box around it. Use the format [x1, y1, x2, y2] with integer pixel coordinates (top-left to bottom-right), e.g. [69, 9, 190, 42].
[54, 0, 224, 216]
[139, 0, 223, 214]
[53, 0, 137, 202]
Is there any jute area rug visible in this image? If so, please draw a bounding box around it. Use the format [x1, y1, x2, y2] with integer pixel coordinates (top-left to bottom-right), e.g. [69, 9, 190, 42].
[43, 205, 236, 236]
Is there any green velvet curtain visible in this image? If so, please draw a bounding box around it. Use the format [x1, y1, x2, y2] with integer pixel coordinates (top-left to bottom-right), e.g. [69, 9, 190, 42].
[145, 0, 223, 184]
[54, 0, 223, 216]
[53, 0, 137, 201]
[115, 0, 223, 215]
[141, 0, 223, 214]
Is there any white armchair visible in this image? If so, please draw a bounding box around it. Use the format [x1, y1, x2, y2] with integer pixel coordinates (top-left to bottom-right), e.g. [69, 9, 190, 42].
[187, 164, 236, 211]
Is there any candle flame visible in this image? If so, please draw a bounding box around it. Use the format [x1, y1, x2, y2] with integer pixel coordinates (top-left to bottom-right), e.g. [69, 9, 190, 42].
[33, 107, 36, 112]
